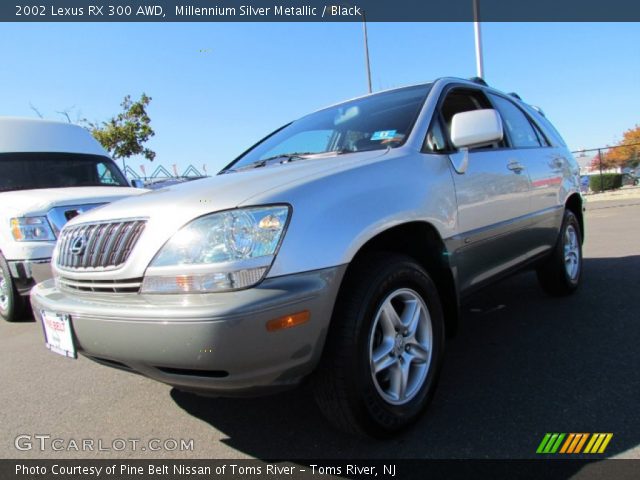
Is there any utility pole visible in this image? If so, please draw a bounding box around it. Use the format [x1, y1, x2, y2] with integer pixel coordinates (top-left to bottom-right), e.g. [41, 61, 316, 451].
[473, 0, 485, 79]
[362, 11, 372, 93]
[598, 149, 604, 192]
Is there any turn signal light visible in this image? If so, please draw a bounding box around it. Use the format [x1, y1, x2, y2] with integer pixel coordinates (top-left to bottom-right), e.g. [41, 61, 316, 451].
[266, 310, 310, 332]
[10, 218, 22, 241]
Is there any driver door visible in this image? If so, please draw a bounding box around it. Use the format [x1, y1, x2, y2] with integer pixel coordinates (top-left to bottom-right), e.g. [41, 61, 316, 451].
[426, 87, 532, 293]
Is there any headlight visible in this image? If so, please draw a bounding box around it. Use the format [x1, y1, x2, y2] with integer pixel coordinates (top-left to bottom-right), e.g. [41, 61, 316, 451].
[141, 205, 290, 293]
[10, 217, 56, 241]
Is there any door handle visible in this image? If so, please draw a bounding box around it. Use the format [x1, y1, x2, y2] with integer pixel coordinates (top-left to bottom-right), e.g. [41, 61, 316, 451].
[507, 161, 525, 173]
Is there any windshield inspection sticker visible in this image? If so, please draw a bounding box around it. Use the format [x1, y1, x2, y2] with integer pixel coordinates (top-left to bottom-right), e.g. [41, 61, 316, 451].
[371, 130, 397, 141]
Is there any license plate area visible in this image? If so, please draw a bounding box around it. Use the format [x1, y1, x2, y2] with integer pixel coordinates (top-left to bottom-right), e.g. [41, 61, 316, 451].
[41, 310, 77, 359]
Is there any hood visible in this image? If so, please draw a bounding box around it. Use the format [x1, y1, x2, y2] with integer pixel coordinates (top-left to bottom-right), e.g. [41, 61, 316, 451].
[52, 150, 390, 280]
[0, 186, 147, 217]
[67, 150, 389, 229]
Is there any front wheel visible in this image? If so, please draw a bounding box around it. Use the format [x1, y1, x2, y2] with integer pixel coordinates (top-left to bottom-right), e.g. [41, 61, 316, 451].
[314, 254, 445, 436]
[536, 209, 583, 296]
[0, 252, 25, 322]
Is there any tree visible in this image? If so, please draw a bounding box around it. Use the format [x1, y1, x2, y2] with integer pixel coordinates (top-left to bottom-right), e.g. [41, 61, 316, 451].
[589, 152, 618, 171]
[84, 94, 156, 168]
[603, 125, 640, 168]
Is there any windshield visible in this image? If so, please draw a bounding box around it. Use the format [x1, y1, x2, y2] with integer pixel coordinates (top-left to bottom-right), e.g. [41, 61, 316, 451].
[0, 152, 129, 192]
[225, 84, 432, 171]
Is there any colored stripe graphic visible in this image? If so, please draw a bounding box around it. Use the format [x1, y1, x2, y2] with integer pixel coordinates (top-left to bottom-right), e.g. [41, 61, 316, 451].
[536, 433, 565, 454]
[567, 433, 584, 453]
[598, 433, 614, 453]
[574, 434, 589, 453]
[550, 433, 565, 453]
[536, 433, 552, 454]
[538, 433, 613, 454]
[584, 434, 598, 453]
[560, 433, 575, 453]
[584, 433, 614, 454]
[544, 433, 559, 453]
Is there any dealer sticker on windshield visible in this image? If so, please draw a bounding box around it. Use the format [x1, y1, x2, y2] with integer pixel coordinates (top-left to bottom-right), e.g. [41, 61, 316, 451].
[41, 310, 77, 359]
[371, 130, 397, 141]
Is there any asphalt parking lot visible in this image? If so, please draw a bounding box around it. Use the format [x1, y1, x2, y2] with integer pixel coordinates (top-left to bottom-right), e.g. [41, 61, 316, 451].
[1, 198, 638, 460]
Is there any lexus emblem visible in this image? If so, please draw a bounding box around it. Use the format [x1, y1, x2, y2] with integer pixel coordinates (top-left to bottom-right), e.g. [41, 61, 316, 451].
[69, 235, 87, 256]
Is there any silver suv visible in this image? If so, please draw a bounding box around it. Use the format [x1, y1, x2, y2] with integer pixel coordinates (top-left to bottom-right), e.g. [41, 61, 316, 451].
[31, 78, 583, 436]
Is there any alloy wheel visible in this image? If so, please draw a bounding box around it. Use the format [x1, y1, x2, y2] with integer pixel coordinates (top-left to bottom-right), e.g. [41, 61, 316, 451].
[564, 224, 580, 280]
[368, 288, 433, 405]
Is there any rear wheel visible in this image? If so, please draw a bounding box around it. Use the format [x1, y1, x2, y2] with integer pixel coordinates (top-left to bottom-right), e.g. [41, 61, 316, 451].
[536, 209, 582, 296]
[0, 253, 25, 322]
[314, 254, 445, 436]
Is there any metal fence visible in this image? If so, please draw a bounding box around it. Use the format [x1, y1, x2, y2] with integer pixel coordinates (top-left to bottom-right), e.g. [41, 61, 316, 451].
[122, 163, 210, 182]
[572, 143, 640, 174]
[572, 143, 640, 192]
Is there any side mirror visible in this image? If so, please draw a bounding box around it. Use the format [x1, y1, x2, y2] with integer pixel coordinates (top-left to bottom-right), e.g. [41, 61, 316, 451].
[131, 179, 145, 189]
[450, 109, 503, 149]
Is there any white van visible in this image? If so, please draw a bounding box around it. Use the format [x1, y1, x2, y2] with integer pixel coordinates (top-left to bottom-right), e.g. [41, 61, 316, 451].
[0, 117, 146, 321]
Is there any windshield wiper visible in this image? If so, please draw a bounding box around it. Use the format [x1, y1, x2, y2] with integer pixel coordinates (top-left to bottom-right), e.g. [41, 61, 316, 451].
[260, 151, 318, 164]
[224, 150, 348, 173]
[223, 153, 305, 173]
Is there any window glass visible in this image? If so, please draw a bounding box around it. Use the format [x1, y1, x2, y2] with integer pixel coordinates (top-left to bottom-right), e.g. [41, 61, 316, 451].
[530, 121, 550, 147]
[438, 89, 500, 150]
[261, 130, 334, 159]
[227, 84, 432, 170]
[0, 153, 128, 192]
[97, 162, 124, 185]
[424, 117, 448, 152]
[522, 104, 567, 147]
[440, 90, 491, 130]
[489, 94, 541, 148]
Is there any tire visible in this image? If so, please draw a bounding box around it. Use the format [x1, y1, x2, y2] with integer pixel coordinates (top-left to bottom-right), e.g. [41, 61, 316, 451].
[314, 253, 445, 437]
[536, 209, 583, 296]
[0, 252, 25, 322]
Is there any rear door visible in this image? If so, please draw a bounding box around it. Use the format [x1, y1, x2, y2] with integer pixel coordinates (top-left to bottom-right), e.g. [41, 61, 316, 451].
[487, 93, 563, 255]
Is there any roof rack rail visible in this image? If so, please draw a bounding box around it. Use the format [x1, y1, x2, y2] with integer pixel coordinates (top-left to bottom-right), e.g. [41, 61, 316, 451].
[468, 77, 488, 86]
[531, 105, 546, 117]
[508, 92, 522, 100]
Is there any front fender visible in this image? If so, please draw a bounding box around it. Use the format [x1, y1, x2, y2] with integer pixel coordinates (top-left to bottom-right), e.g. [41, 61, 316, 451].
[250, 152, 458, 277]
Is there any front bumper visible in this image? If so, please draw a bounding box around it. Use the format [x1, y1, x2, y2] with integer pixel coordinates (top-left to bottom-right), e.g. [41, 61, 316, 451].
[8, 258, 52, 295]
[30, 265, 346, 396]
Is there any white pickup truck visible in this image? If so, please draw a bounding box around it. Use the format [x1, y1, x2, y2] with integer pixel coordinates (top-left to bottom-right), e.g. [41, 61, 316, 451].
[0, 117, 146, 322]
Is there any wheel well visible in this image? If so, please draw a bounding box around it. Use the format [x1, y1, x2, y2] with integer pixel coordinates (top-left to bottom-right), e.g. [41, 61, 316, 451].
[565, 193, 584, 242]
[343, 222, 459, 337]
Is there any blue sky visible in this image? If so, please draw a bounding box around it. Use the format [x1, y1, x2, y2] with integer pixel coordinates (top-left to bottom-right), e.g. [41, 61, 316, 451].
[1, 22, 638, 175]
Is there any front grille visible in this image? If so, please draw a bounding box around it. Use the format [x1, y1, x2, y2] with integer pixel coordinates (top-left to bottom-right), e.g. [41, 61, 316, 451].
[46, 203, 105, 235]
[57, 219, 146, 271]
[57, 276, 143, 293]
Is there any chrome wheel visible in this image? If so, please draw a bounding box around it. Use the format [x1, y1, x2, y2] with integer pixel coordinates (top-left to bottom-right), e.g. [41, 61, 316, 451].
[564, 224, 580, 280]
[369, 288, 433, 406]
[0, 268, 9, 312]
